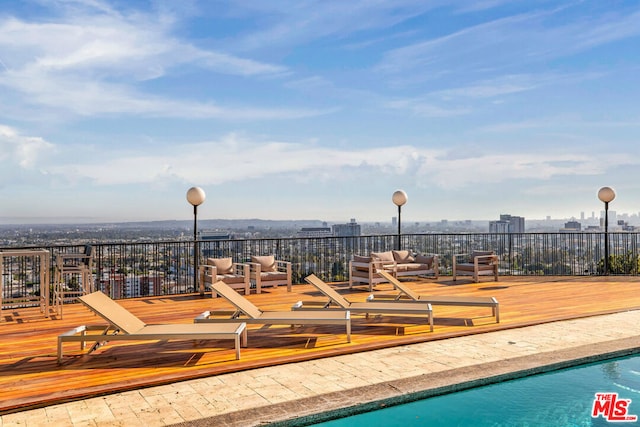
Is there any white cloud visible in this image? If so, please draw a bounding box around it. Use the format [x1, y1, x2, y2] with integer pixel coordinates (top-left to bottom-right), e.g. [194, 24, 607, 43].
[0, 124, 54, 168]
[40, 133, 639, 192]
[0, 3, 292, 120]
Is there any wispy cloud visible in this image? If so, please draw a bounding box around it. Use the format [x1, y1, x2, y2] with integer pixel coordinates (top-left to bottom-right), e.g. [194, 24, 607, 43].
[0, 1, 296, 120]
[226, 1, 445, 51]
[36, 133, 638, 190]
[376, 4, 640, 80]
[386, 98, 470, 117]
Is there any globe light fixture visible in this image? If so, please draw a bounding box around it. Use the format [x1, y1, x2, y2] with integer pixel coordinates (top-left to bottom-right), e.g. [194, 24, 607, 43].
[597, 186, 615, 276]
[186, 187, 206, 293]
[392, 190, 408, 250]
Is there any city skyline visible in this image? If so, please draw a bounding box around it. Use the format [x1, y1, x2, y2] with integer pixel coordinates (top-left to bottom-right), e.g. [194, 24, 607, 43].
[2, 1, 640, 225]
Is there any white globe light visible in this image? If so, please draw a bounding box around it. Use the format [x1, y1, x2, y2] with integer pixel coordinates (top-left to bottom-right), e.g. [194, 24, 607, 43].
[392, 190, 408, 207]
[186, 187, 206, 206]
[597, 187, 616, 203]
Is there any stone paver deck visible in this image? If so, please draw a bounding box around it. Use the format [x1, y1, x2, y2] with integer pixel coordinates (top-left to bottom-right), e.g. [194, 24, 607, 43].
[2, 310, 640, 426]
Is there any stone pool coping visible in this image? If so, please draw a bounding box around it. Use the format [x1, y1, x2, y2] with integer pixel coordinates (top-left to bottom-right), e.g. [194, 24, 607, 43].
[173, 311, 640, 426]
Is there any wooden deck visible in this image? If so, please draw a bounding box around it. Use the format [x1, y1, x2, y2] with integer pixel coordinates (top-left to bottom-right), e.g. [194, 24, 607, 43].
[1, 275, 640, 414]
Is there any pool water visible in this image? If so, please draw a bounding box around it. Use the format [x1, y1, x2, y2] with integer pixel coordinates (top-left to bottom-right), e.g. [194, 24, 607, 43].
[311, 354, 640, 426]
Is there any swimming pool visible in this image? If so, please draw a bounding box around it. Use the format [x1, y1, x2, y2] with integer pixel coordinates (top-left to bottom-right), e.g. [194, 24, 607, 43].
[309, 354, 640, 426]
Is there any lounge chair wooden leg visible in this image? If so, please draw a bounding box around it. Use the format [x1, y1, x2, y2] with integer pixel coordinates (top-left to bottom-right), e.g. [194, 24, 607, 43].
[57, 338, 63, 364]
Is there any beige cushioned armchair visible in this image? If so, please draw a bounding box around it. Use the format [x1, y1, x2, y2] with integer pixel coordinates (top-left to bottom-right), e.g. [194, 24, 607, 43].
[249, 255, 292, 293]
[348, 253, 395, 292]
[452, 250, 499, 282]
[199, 257, 250, 297]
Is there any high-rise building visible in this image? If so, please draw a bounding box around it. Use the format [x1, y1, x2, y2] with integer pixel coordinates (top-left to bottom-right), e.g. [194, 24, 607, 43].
[332, 218, 361, 237]
[490, 214, 525, 233]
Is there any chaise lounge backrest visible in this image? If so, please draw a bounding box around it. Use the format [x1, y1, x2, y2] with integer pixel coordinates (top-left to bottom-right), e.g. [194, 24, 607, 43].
[305, 274, 351, 309]
[210, 281, 263, 319]
[79, 291, 146, 334]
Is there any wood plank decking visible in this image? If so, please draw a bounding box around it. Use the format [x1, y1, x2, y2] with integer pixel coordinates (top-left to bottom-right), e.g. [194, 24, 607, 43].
[1, 275, 639, 414]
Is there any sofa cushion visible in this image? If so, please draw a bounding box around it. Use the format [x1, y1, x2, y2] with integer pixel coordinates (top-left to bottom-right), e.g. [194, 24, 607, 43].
[371, 251, 394, 262]
[414, 255, 434, 268]
[259, 271, 287, 281]
[392, 250, 415, 263]
[403, 263, 430, 272]
[353, 255, 371, 263]
[251, 255, 276, 272]
[457, 263, 496, 272]
[207, 257, 233, 274]
[218, 274, 246, 284]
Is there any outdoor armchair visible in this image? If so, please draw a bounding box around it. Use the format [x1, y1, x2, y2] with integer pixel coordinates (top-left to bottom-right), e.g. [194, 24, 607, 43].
[348, 253, 395, 291]
[249, 255, 292, 293]
[199, 257, 250, 296]
[452, 250, 499, 283]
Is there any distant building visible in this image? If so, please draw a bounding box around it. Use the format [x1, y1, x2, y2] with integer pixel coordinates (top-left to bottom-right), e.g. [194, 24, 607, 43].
[199, 230, 231, 240]
[332, 218, 361, 237]
[617, 220, 637, 232]
[489, 220, 509, 233]
[490, 214, 525, 233]
[600, 210, 617, 228]
[297, 227, 332, 238]
[560, 220, 581, 232]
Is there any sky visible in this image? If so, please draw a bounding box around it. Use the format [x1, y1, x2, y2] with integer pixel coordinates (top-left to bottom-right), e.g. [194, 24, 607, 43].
[1, 0, 640, 225]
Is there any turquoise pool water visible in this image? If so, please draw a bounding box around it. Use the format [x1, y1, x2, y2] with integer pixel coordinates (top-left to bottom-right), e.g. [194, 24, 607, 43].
[311, 355, 640, 426]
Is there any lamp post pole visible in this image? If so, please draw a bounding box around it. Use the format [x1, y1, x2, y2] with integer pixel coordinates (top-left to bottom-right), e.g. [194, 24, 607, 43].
[392, 190, 408, 251]
[186, 187, 206, 294]
[597, 187, 616, 276]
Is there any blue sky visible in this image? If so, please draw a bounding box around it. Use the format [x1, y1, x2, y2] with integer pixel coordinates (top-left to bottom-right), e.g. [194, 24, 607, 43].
[1, 0, 640, 225]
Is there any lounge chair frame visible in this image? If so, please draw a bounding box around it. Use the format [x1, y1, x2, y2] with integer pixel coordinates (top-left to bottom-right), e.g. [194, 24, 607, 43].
[195, 280, 351, 342]
[296, 274, 433, 332]
[376, 271, 499, 322]
[58, 291, 247, 363]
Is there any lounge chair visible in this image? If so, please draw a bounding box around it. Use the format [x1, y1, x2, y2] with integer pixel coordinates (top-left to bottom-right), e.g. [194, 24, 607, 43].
[296, 274, 433, 332]
[375, 271, 499, 322]
[58, 291, 247, 363]
[195, 280, 351, 342]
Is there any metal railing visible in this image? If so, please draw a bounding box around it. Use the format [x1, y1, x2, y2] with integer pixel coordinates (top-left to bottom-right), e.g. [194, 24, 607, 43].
[2, 232, 638, 305]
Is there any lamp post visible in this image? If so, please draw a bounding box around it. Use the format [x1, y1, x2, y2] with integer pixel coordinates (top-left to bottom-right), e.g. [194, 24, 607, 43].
[392, 190, 408, 251]
[597, 186, 616, 276]
[186, 187, 206, 294]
